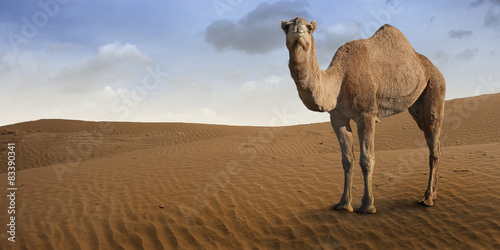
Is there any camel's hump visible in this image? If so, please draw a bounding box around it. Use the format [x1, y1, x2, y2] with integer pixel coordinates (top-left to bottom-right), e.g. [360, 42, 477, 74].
[372, 24, 401, 37]
[369, 24, 411, 46]
[328, 23, 418, 70]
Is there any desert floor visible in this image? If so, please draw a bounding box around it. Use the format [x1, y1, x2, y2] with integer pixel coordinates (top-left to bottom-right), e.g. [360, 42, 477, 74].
[1, 93, 499, 249]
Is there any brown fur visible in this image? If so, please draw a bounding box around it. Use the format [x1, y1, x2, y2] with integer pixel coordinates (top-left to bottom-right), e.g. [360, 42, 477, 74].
[282, 17, 446, 213]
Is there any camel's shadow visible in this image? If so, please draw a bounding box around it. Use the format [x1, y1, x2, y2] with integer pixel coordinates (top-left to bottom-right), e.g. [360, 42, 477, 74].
[301, 198, 431, 223]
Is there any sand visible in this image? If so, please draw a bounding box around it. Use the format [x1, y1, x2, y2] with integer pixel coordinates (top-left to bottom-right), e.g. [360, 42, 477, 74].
[1, 93, 499, 249]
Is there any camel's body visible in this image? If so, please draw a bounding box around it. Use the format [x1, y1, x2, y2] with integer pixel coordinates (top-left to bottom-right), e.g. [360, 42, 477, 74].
[282, 17, 446, 213]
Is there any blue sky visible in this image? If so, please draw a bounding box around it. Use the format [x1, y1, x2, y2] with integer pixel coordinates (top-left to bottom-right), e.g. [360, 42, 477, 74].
[1, 0, 499, 126]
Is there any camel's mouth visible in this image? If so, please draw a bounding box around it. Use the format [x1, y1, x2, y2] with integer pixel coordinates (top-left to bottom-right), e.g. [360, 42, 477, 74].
[291, 30, 306, 37]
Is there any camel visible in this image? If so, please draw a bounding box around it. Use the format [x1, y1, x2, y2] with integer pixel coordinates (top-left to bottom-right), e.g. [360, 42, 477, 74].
[281, 17, 446, 214]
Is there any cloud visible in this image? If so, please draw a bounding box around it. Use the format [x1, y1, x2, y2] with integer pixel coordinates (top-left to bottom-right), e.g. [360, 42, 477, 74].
[484, 7, 500, 28]
[470, 0, 485, 7]
[53, 42, 154, 93]
[470, 0, 500, 7]
[240, 75, 286, 92]
[431, 50, 453, 68]
[241, 81, 258, 91]
[432, 48, 481, 68]
[455, 47, 479, 62]
[204, 1, 310, 54]
[448, 29, 473, 39]
[428, 16, 436, 29]
[315, 21, 361, 66]
[0, 53, 11, 74]
[199, 108, 216, 117]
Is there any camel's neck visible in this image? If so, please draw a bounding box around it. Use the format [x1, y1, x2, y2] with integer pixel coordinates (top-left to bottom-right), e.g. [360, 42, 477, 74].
[289, 43, 322, 84]
[288, 39, 342, 112]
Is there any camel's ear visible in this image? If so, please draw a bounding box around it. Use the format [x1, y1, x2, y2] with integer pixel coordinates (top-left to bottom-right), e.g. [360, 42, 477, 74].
[311, 21, 317, 33]
[281, 20, 288, 33]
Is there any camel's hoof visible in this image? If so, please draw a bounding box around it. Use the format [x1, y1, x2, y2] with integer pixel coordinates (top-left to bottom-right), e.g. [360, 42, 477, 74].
[334, 203, 353, 212]
[356, 205, 376, 214]
[418, 197, 434, 207]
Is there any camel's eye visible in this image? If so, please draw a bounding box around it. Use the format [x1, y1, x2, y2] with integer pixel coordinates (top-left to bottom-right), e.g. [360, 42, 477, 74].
[307, 25, 313, 31]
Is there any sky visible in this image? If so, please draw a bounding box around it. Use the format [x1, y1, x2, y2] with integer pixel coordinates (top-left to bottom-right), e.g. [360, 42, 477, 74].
[0, 0, 499, 127]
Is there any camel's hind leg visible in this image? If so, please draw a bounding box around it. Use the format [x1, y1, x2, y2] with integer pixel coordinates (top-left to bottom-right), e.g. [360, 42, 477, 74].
[409, 75, 446, 206]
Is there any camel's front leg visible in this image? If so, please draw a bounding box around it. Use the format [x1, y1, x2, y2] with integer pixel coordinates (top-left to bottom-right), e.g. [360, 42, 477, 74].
[357, 115, 377, 214]
[330, 112, 354, 212]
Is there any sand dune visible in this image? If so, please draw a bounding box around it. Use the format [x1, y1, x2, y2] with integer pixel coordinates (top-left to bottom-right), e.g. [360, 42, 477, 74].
[1, 93, 499, 249]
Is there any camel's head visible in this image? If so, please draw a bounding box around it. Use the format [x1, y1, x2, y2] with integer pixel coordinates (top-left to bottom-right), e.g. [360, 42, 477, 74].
[281, 17, 317, 51]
